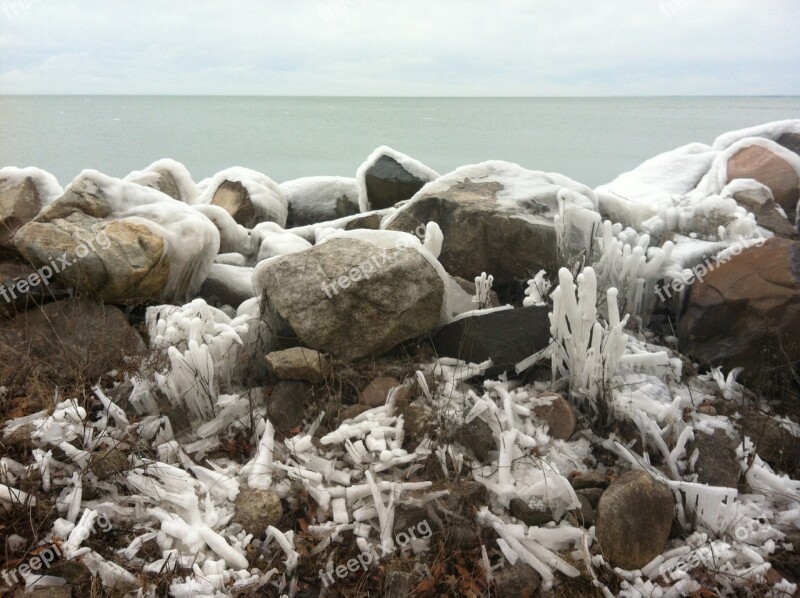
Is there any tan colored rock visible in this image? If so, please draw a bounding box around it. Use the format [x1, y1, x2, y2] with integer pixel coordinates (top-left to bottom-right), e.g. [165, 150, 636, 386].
[233, 489, 283, 535]
[727, 144, 800, 215]
[534, 393, 577, 440]
[595, 470, 675, 570]
[17, 217, 170, 302]
[678, 238, 800, 376]
[13, 172, 218, 303]
[359, 376, 401, 407]
[212, 180, 257, 227]
[265, 347, 332, 383]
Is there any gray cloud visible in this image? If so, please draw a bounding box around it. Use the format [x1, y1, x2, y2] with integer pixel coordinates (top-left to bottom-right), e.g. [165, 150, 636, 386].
[0, 0, 798, 95]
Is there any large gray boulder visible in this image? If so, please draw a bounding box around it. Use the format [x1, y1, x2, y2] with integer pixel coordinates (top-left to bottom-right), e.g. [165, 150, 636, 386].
[255, 236, 444, 360]
[383, 161, 597, 285]
[14, 171, 219, 304]
[358, 148, 439, 211]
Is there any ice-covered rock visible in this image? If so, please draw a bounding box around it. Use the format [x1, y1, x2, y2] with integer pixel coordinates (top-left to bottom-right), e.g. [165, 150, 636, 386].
[14, 170, 220, 303]
[251, 221, 312, 262]
[383, 161, 598, 285]
[596, 143, 717, 232]
[679, 237, 800, 378]
[198, 167, 288, 228]
[699, 137, 800, 216]
[721, 178, 795, 237]
[193, 204, 253, 255]
[124, 158, 198, 204]
[281, 176, 360, 227]
[199, 263, 257, 308]
[254, 236, 444, 360]
[356, 146, 439, 211]
[0, 166, 62, 257]
[595, 470, 675, 570]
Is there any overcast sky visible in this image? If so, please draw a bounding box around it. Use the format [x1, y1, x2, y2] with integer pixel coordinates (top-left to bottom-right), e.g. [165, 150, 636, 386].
[1, 0, 798, 96]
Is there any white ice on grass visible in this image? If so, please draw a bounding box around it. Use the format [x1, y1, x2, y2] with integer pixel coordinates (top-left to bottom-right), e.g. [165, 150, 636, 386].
[142, 299, 253, 419]
[64, 170, 221, 301]
[546, 267, 629, 409]
[523, 270, 551, 307]
[124, 158, 199, 204]
[356, 146, 440, 212]
[590, 221, 674, 321]
[0, 165, 63, 205]
[473, 272, 494, 309]
[197, 167, 288, 228]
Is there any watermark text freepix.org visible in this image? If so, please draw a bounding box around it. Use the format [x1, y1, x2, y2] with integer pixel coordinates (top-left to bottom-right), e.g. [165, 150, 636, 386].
[320, 225, 428, 299]
[655, 235, 766, 302]
[0, 228, 111, 304]
[318, 519, 432, 587]
[1, 511, 112, 587]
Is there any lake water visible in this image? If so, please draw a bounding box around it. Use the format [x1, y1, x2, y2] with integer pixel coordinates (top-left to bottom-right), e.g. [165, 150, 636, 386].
[1, 96, 799, 188]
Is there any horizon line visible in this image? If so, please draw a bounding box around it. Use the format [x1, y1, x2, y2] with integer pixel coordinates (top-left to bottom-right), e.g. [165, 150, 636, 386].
[2, 93, 799, 99]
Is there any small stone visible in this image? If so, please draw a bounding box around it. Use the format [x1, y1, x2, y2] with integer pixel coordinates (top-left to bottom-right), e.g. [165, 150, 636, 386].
[595, 470, 675, 570]
[359, 377, 401, 407]
[266, 381, 312, 433]
[233, 489, 283, 535]
[494, 562, 541, 598]
[451, 417, 495, 461]
[534, 394, 576, 440]
[340, 403, 371, 421]
[696, 404, 717, 416]
[265, 347, 332, 384]
[393, 505, 428, 537]
[693, 429, 740, 488]
[90, 447, 129, 479]
[397, 403, 436, 447]
[571, 471, 609, 491]
[510, 498, 554, 526]
[2, 424, 34, 452]
[439, 481, 488, 516]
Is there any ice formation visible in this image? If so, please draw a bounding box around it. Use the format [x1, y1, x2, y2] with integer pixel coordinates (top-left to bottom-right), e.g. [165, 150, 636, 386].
[124, 158, 199, 204]
[197, 167, 289, 228]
